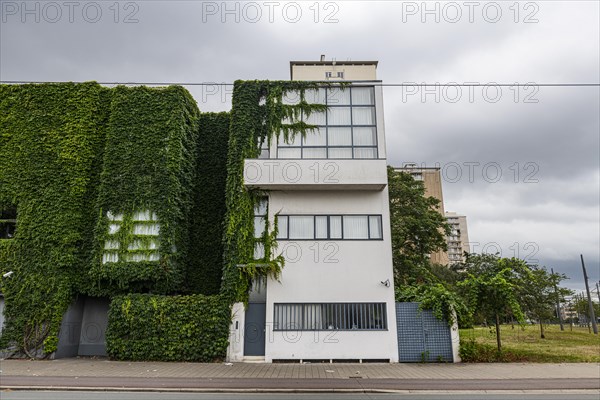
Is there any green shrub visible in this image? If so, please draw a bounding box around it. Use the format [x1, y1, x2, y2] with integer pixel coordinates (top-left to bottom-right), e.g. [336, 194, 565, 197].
[106, 294, 231, 362]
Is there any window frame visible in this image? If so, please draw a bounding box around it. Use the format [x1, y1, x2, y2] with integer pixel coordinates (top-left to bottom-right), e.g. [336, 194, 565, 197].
[276, 86, 379, 160]
[273, 302, 388, 331]
[276, 214, 383, 241]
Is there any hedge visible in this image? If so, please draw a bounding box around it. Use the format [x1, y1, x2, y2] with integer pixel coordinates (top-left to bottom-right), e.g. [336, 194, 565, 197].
[106, 293, 231, 361]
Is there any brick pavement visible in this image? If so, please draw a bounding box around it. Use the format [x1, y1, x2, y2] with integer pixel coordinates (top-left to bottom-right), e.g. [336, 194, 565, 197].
[1, 358, 599, 380]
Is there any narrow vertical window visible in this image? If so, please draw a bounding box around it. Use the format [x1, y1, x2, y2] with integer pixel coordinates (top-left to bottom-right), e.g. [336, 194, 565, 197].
[253, 197, 268, 259]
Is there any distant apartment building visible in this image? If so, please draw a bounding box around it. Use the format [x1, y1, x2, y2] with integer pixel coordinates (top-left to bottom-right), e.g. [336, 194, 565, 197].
[394, 164, 448, 265]
[445, 212, 470, 264]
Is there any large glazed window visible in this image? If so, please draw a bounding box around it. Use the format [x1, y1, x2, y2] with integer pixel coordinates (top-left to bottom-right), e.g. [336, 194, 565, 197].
[274, 303, 387, 331]
[278, 86, 378, 159]
[102, 210, 160, 264]
[276, 215, 382, 240]
[0, 206, 17, 240]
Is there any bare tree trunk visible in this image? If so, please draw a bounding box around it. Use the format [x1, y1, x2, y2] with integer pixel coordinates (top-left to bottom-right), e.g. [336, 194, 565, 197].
[539, 319, 545, 339]
[495, 313, 502, 352]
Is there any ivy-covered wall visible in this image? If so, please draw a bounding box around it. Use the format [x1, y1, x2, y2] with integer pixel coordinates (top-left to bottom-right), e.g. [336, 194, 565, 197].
[0, 83, 211, 357]
[88, 86, 200, 296]
[0, 83, 111, 356]
[186, 112, 230, 295]
[220, 80, 331, 304]
[0, 80, 329, 360]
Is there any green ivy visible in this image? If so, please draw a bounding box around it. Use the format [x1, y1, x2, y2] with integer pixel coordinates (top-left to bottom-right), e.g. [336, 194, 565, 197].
[87, 85, 200, 295]
[0, 79, 331, 360]
[0, 82, 110, 356]
[186, 112, 230, 294]
[220, 80, 333, 304]
[106, 293, 230, 361]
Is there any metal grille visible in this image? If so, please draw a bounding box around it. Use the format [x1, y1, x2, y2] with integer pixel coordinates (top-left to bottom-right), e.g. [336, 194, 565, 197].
[396, 302, 454, 362]
[274, 303, 387, 331]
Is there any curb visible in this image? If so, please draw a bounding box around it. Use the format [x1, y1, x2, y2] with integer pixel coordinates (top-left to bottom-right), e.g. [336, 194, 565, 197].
[2, 386, 600, 394]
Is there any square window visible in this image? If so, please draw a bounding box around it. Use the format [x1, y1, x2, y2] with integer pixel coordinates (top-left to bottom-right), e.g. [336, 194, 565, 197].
[278, 134, 301, 147]
[343, 216, 369, 239]
[254, 198, 268, 216]
[328, 127, 352, 146]
[327, 107, 351, 125]
[353, 127, 377, 146]
[108, 223, 120, 235]
[288, 216, 314, 239]
[304, 88, 326, 104]
[351, 87, 375, 105]
[281, 90, 301, 105]
[327, 87, 350, 105]
[303, 110, 326, 125]
[303, 131, 327, 146]
[352, 107, 375, 125]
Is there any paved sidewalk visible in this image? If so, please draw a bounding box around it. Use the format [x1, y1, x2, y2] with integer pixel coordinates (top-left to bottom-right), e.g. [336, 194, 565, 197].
[1, 359, 599, 392]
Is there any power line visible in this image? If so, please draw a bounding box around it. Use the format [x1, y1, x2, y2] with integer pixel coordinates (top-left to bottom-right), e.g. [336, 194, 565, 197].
[0, 80, 599, 87]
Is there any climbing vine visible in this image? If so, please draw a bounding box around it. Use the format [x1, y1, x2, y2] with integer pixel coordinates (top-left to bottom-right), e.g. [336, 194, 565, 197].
[0, 82, 110, 356]
[0, 79, 333, 360]
[87, 85, 200, 296]
[186, 112, 230, 295]
[220, 80, 335, 304]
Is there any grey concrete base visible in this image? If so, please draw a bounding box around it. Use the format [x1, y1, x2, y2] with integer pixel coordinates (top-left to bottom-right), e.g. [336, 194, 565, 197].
[54, 296, 109, 358]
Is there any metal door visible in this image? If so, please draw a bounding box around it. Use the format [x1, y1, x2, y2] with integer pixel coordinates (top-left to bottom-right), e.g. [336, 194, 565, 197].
[244, 302, 266, 356]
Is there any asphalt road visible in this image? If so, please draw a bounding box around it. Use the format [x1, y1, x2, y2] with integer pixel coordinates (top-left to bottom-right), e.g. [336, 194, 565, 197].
[1, 392, 600, 400]
[2, 376, 599, 391]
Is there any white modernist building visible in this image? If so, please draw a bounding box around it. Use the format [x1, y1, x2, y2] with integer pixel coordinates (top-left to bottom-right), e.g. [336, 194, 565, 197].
[228, 60, 399, 362]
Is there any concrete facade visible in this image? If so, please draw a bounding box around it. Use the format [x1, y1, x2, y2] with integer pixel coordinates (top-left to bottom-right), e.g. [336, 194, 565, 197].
[54, 296, 109, 359]
[233, 60, 399, 362]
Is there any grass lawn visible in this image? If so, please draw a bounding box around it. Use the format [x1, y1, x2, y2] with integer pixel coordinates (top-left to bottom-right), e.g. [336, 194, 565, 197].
[459, 324, 600, 362]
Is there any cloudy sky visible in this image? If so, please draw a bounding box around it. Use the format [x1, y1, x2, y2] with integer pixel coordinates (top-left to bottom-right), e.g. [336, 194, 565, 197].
[1, 0, 598, 292]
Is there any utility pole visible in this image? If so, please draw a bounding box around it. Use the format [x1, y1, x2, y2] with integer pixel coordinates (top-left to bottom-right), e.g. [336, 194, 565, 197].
[580, 254, 598, 334]
[596, 282, 600, 305]
[551, 268, 564, 331]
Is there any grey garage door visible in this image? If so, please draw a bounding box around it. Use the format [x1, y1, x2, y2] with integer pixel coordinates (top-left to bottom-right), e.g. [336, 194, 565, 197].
[396, 302, 453, 362]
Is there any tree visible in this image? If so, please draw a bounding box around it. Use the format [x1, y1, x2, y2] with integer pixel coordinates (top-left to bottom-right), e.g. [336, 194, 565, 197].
[570, 295, 600, 324]
[387, 167, 450, 284]
[520, 266, 572, 338]
[455, 254, 529, 352]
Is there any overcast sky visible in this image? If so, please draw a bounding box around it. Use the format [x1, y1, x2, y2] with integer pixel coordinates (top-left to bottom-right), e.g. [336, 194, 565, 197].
[1, 0, 598, 292]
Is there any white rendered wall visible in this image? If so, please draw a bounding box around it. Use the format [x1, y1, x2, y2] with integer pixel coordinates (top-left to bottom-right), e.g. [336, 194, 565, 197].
[243, 72, 398, 361]
[264, 190, 398, 362]
[291, 64, 377, 81]
[226, 302, 246, 362]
